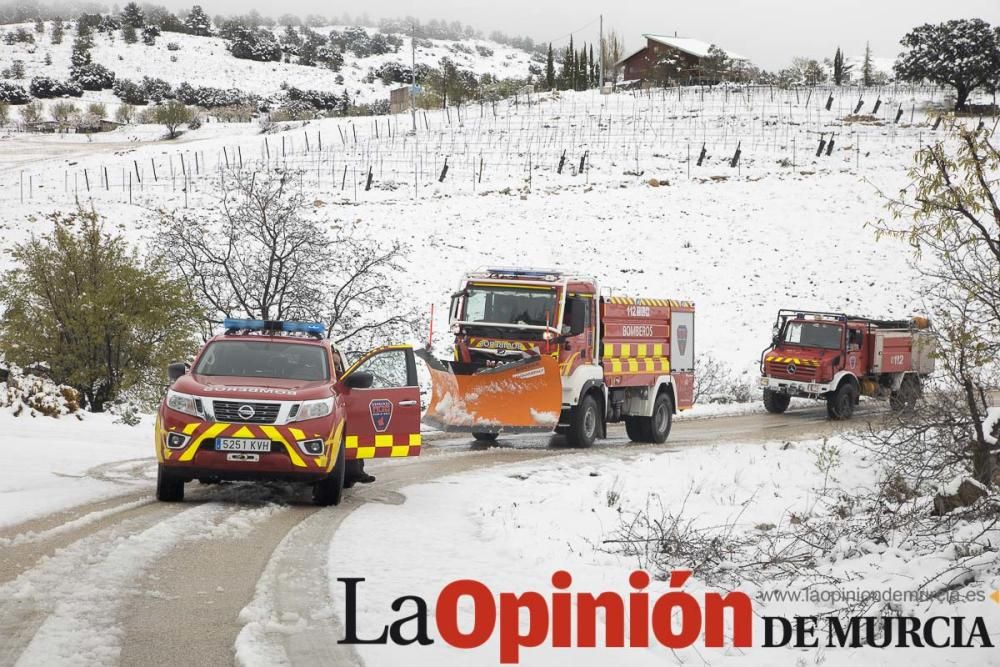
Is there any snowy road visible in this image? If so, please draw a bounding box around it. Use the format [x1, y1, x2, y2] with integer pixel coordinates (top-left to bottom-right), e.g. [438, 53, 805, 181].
[0, 404, 882, 666]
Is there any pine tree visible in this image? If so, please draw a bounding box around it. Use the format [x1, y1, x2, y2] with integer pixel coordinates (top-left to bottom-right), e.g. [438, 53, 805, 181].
[545, 43, 555, 90]
[121, 2, 144, 29]
[122, 24, 138, 44]
[51, 18, 64, 44]
[833, 47, 843, 85]
[184, 5, 212, 36]
[862, 42, 874, 87]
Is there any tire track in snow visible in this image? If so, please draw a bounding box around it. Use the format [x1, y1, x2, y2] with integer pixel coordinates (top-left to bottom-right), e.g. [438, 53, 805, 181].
[1, 498, 288, 666]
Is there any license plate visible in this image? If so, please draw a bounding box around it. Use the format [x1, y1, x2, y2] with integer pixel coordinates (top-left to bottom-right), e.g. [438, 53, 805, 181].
[216, 438, 271, 452]
[226, 453, 259, 462]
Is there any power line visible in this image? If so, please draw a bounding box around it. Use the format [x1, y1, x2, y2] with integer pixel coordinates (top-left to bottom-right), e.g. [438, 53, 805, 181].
[543, 17, 601, 47]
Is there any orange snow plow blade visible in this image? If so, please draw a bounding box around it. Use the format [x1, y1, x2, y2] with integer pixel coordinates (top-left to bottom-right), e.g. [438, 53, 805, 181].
[417, 351, 562, 433]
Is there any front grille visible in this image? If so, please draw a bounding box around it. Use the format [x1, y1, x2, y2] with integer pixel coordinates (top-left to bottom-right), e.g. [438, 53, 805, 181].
[765, 361, 816, 382]
[212, 400, 282, 424]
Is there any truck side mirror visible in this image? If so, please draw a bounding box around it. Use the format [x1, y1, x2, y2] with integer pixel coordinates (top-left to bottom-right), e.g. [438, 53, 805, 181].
[167, 362, 188, 382]
[343, 371, 374, 390]
[771, 325, 781, 344]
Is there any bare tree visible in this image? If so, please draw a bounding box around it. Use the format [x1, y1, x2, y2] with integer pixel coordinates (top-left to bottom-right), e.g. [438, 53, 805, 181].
[872, 126, 1000, 485]
[601, 29, 624, 87]
[157, 168, 416, 353]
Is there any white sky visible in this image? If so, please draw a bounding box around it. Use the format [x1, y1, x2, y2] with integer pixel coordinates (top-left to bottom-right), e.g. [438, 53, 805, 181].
[156, 0, 1000, 70]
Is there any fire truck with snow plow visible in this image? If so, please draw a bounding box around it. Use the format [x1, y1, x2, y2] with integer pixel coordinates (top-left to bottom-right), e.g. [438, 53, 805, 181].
[155, 319, 422, 505]
[419, 268, 696, 447]
[759, 310, 936, 419]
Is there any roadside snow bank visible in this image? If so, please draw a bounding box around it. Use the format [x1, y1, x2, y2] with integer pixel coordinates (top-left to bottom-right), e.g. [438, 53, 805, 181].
[0, 411, 152, 529]
[329, 438, 1000, 666]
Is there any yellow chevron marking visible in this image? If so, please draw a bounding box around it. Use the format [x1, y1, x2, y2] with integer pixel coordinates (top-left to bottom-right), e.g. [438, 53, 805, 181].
[182, 423, 199, 435]
[260, 425, 307, 468]
[179, 422, 229, 462]
[231, 426, 254, 438]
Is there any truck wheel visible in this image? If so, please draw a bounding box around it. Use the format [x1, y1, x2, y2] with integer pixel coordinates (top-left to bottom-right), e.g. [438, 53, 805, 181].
[566, 394, 599, 448]
[472, 432, 499, 443]
[647, 392, 674, 444]
[826, 383, 858, 420]
[313, 443, 346, 506]
[763, 389, 790, 414]
[890, 375, 922, 413]
[156, 465, 184, 502]
[625, 417, 649, 442]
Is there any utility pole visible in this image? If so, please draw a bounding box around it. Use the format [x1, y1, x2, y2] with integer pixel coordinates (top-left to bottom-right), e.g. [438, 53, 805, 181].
[598, 14, 604, 90]
[410, 23, 417, 133]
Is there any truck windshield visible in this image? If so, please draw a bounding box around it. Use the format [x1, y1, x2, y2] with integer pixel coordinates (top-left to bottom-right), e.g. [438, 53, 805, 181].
[194, 341, 329, 381]
[462, 285, 558, 327]
[782, 321, 843, 349]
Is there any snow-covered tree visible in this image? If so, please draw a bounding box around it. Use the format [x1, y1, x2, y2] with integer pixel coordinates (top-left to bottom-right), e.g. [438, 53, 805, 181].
[50, 18, 64, 44]
[184, 5, 212, 36]
[120, 2, 144, 29]
[894, 19, 1000, 111]
[229, 28, 282, 62]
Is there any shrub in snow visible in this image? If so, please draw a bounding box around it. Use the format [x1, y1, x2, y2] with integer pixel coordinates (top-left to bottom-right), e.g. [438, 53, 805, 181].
[166, 41, 180, 50]
[0, 81, 30, 104]
[113, 78, 149, 105]
[476, 45, 494, 58]
[142, 25, 160, 45]
[229, 28, 282, 62]
[285, 86, 341, 110]
[141, 76, 173, 102]
[174, 82, 255, 108]
[0, 364, 81, 417]
[71, 63, 115, 90]
[29, 76, 83, 98]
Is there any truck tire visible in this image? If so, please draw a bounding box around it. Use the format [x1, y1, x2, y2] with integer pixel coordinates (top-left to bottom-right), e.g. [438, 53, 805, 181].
[472, 432, 499, 443]
[625, 393, 674, 444]
[566, 394, 599, 448]
[762, 389, 790, 414]
[890, 375, 922, 413]
[624, 417, 649, 442]
[826, 382, 858, 420]
[313, 443, 345, 506]
[156, 465, 184, 502]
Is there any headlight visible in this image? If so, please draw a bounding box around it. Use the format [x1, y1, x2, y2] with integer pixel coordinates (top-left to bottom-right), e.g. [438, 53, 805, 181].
[292, 398, 334, 422]
[166, 389, 201, 417]
[758, 377, 769, 387]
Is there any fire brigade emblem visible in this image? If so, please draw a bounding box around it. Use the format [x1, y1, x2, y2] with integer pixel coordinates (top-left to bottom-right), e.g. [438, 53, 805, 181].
[369, 399, 393, 432]
[677, 325, 689, 355]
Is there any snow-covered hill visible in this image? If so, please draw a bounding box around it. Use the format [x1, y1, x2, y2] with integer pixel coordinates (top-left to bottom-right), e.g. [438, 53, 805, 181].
[0, 82, 970, 381]
[1, 20, 538, 104]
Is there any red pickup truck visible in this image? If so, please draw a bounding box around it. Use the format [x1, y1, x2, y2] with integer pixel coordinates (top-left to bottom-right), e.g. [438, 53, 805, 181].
[154, 319, 421, 505]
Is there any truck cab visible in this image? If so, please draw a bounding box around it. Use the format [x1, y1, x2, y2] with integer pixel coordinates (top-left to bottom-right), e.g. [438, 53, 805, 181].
[155, 319, 421, 505]
[760, 309, 934, 419]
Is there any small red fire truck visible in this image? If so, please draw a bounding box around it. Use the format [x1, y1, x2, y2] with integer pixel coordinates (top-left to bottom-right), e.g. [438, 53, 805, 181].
[421, 268, 696, 447]
[155, 319, 422, 505]
[759, 309, 935, 419]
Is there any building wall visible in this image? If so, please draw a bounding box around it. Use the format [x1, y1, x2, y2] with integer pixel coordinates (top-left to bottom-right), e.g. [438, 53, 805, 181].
[621, 38, 704, 82]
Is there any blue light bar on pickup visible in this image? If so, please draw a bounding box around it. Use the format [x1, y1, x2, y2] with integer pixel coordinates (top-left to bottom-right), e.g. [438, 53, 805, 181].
[223, 319, 325, 336]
